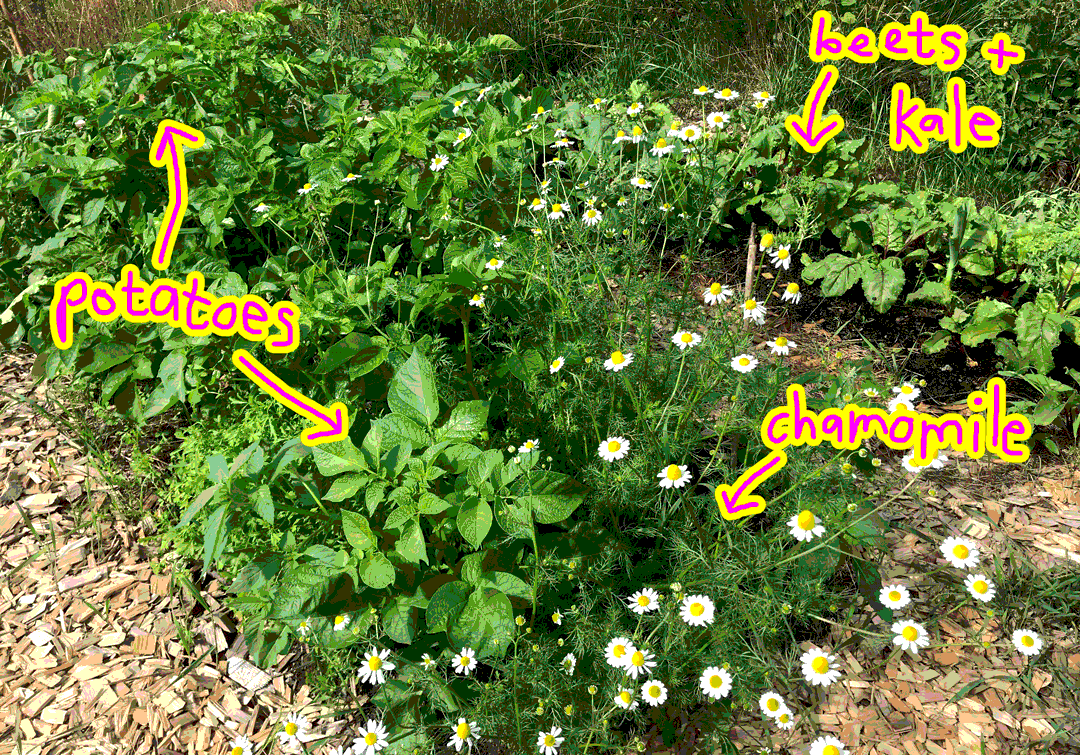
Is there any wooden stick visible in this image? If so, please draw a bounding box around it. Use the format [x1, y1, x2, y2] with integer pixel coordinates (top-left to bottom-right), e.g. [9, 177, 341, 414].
[744, 221, 758, 302]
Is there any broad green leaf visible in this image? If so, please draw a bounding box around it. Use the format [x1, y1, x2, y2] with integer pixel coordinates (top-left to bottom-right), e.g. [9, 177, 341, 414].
[513, 470, 589, 524]
[426, 580, 472, 634]
[1016, 295, 1065, 373]
[342, 510, 374, 550]
[466, 449, 503, 487]
[494, 498, 532, 539]
[802, 253, 865, 297]
[419, 492, 450, 515]
[202, 504, 230, 575]
[436, 400, 489, 442]
[359, 551, 395, 589]
[314, 438, 369, 476]
[860, 258, 905, 313]
[478, 570, 531, 599]
[960, 300, 1014, 347]
[381, 442, 413, 479]
[252, 484, 275, 524]
[365, 481, 388, 516]
[396, 519, 428, 564]
[378, 415, 430, 448]
[180, 483, 222, 527]
[384, 503, 415, 532]
[457, 497, 492, 548]
[268, 563, 336, 620]
[383, 596, 420, 644]
[325, 472, 368, 502]
[485, 33, 523, 50]
[907, 280, 952, 306]
[84, 343, 134, 374]
[388, 348, 439, 426]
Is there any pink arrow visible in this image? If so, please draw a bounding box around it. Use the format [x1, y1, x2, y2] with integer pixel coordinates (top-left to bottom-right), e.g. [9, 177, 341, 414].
[784, 65, 845, 154]
[715, 450, 788, 521]
[232, 349, 350, 447]
[148, 119, 205, 270]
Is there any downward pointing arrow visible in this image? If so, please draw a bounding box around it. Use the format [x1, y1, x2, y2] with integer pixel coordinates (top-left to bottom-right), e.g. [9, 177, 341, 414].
[785, 65, 845, 153]
[232, 349, 350, 447]
[148, 119, 205, 270]
[715, 451, 788, 521]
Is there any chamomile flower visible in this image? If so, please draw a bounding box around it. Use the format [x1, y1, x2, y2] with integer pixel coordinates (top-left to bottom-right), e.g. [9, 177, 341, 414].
[627, 102, 644, 116]
[743, 298, 766, 324]
[332, 614, 351, 631]
[887, 394, 915, 412]
[75, 118, 87, 129]
[752, 100, 769, 110]
[680, 125, 703, 142]
[893, 382, 922, 401]
[585, 195, 598, 207]
[659, 202, 674, 213]
[613, 687, 639, 710]
[879, 584, 912, 609]
[641, 680, 669, 706]
[547, 203, 566, 220]
[863, 386, 881, 399]
[605, 637, 635, 668]
[658, 464, 692, 489]
[599, 436, 630, 462]
[680, 595, 716, 627]
[528, 197, 547, 212]
[227, 735, 253, 755]
[342, 172, 359, 183]
[714, 88, 740, 101]
[430, 154, 450, 172]
[549, 357, 565, 374]
[558, 651, 577, 676]
[453, 128, 472, 145]
[752, 91, 776, 103]
[704, 282, 733, 305]
[731, 353, 758, 373]
[452, 99, 468, 114]
[781, 282, 802, 304]
[892, 620, 930, 653]
[476, 86, 492, 101]
[801, 647, 842, 686]
[630, 176, 652, 190]
[468, 293, 485, 308]
[706, 111, 730, 129]
[1012, 629, 1043, 657]
[759, 232, 775, 249]
[533, 106, 547, 119]
[699, 667, 732, 699]
[544, 156, 564, 168]
[769, 244, 792, 270]
[590, 97, 606, 110]
[538, 179, 551, 194]
[452, 647, 478, 676]
[788, 509, 825, 541]
[519, 439, 539, 454]
[613, 129, 632, 144]
[254, 203, 271, 213]
[766, 336, 796, 356]
[352, 720, 390, 755]
[448, 718, 480, 752]
[538, 727, 565, 755]
[623, 647, 657, 679]
[276, 713, 312, 748]
[630, 125, 646, 143]
[420, 653, 437, 669]
[494, 235, 506, 247]
[485, 257, 505, 270]
[604, 350, 634, 371]
[357, 646, 395, 685]
[672, 331, 702, 350]
[941, 536, 980, 569]
[650, 137, 674, 157]
[666, 120, 683, 138]
[296, 618, 310, 637]
[809, 736, 849, 755]
[627, 588, 661, 615]
[692, 85, 714, 96]
[552, 137, 574, 148]
[617, 195, 630, 206]
[759, 691, 787, 718]
[298, 182, 317, 195]
[965, 574, 997, 602]
[583, 207, 603, 226]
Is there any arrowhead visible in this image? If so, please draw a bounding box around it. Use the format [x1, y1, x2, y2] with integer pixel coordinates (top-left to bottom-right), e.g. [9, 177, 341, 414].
[150, 120, 205, 166]
[716, 486, 768, 521]
[785, 65, 844, 154]
[302, 402, 350, 446]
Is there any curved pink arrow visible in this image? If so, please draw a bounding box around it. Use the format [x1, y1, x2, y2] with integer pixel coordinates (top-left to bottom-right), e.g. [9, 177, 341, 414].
[232, 349, 350, 447]
[148, 119, 205, 270]
[715, 450, 788, 521]
[784, 65, 845, 154]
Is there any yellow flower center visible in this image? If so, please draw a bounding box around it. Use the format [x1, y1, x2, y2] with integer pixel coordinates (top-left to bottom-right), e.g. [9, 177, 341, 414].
[721, 88, 732, 96]
[690, 602, 704, 616]
[709, 675, 721, 688]
[684, 128, 695, 137]
[458, 655, 469, 665]
[787, 284, 799, 294]
[616, 129, 626, 138]
[303, 183, 312, 190]
[973, 580, 988, 593]
[811, 657, 830, 674]
[536, 106, 545, 114]
[766, 697, 780, 711]
[608, 441, 621, 453]
[739, 357, 750, 367]
[681, 333, 693, 343]
[614, 644, 626, 657]
[761, 91, 771, 97]
[489, 258, 499, 266]
[775, 336, 788, 347]
[532, 198, 542, 206]
[778, 712, 790, 723]
[655, 138, 667, 148]
[797, 510, 815, 530]
[471, 295, 481, 302]
[285, 723, 298, 736]
[648, 684, 661, 697]
[551, 360, 560, 369]
[709, 282, 722, 294]
[526, 441, 535, 449]
[551, 203, 562, 212]
[456, 100, 463, 107]
[544, 735, 556, 745]
[902, 626, 918, 641]
[334, 615, 345, 625]
[824, 747, 839, 755]
[761, 233, 774, 248]
[632, 126, 643, 135]
[902, 385, 913, 393]
[665, 464, 681, 480]
[953, 544, 969, 559]
[347, 173, 355, 178]
[888, 590, 901, 602]
[777, 248, 789, 259]
[611, 351, 625, 364]
[231, 748, 243, 755]
[456, 722, 471, 739]
[594, 98, 602, 104]
[620, 691, 632, 704]
[368, 655, 382, 670]
[631, 650, 645, 665]
[1022, 635, 1034, 647]
[745, 299, 757, 310]
[365, 733, 378, 745]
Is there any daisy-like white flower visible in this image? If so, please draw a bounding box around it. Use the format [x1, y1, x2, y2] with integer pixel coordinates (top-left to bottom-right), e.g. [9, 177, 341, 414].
[965, 573, 996, 602]
[561, 652, 576, 675]
[888, 395, 915, 414]
[781, 282, 802, 304]
[590, 97, 606, 110]
[551, 611, 562, 626]
[452, 99, 468, 114]
[788, 509, 825, 541]
[879, 584, 912, 609]
[672, 331, 702, 350]
[759, 691, 787, 719]
[296, 618, 310, 637]
[544, 156, 564, 167]
[420, 653, 437, 669]
[658, 464, 692, 489]
[253, 203, 271, 213]
[538, 178, 551, 194]
[893, 382, 921, 401]
[531, 227, 543, 237]
[476, 86, 492, 101]
[599, 436, 630, 462]
[533, 105, 547, 119]
[519, 439, 539, 454]
[494, 235, 506, 247]
[810, 736, 849, 755]
[468, 293, 485, 308]
[1012, 629, 1043, 657]
[613, 686, 639, 710]
[537, 727, 565, 755]
[627, 102, 644, 116]
[752, 90, 776, 103]
[553, 128, 568, 138]
[617, 195, 630, 206]
[627, 588, 660, 615]
[604, 350, 634, 371]
[752, 100, 769, 110]
[552, 137, 573, 148]
[357, 646, 395, 685]
[641, 679, 669, 706]
[549, 357, 564, 374]
[714, 87, 740, 101]
[605, 637, 635, 668]
[613, 129, 632, 144]
[766, 336, 796, 356]
[769, 244, 792, 270]
[691, 85, 714, 96]
[705, 111, 731, 129]
[547, 202, 566, 220]
[731, 354, 758, 373]
[452, 647, 478, 676]
[659, 202, 674, 213]
[680, 125, 702, 142]
[801, 647, 842, 686]
[703, 282, 733, 305]
[892, 620, 930, 654]
[759, 232, 775, 249]
[352, 719, 390, 755]
[680, 594, 716, 627]
[583, 207, 603, 226]
[276, 713, 312, 749]
[528, 196, 547, 212]
[341, 172, 359, 183]
[940, 536, 980, 569]
[699, 666, 732, 699]
[298, 182, 317, 195]
[623, 647, 657, 679]
[75, 118, 87, 129]
[901, 450, 945, 473]
[864, 386, 881, 399]
[448, 718, 480, 752]
[743, 298, 766, 324]
[453, 128, 472, 145]
[332, 614, 351, 631]
[773, 706, 796, 730]
[666, 120, 683, 138]
[630, 175, 652, 190]
[485, 257, 505, 270]
[226, 735, 253, 755]
[630, 125, 646, 143]
[430, 154, 450, 171]
[585, 195, 598, 207]
[649, 137, 673, 157]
